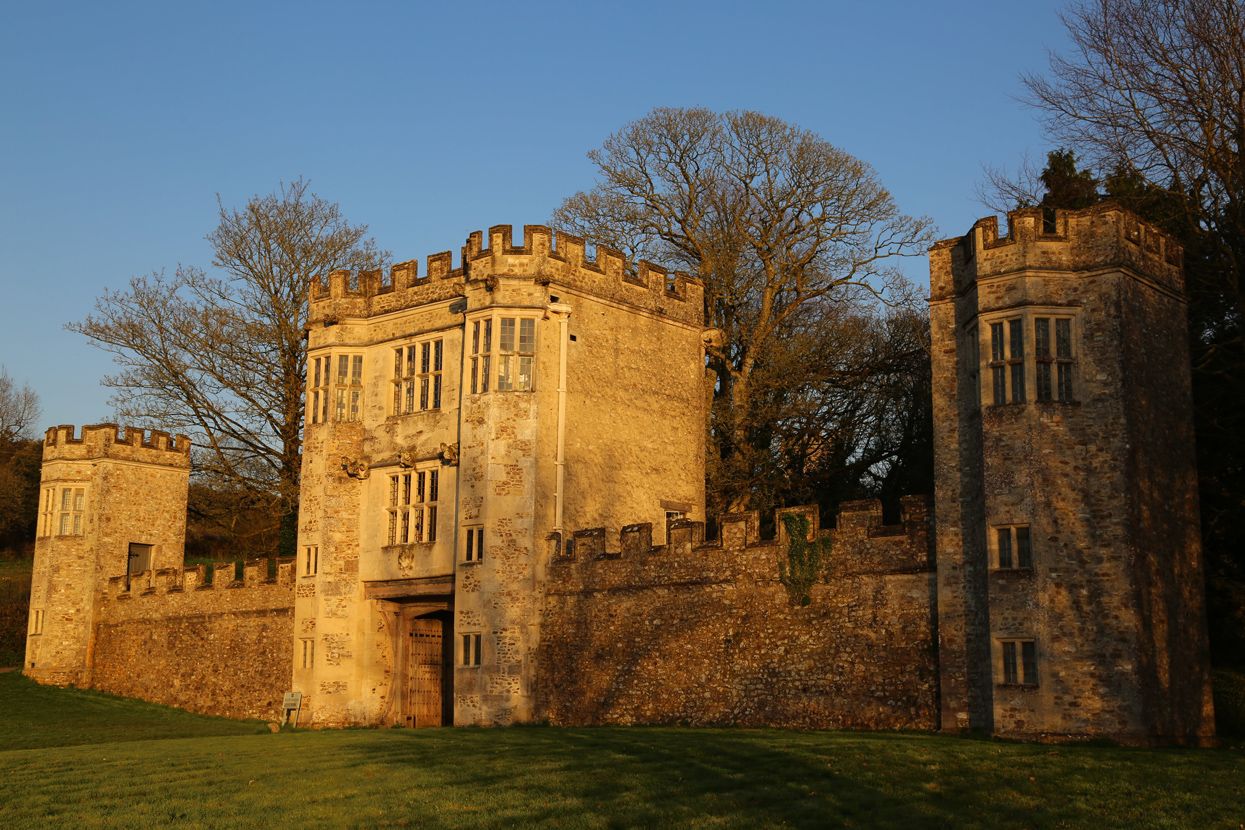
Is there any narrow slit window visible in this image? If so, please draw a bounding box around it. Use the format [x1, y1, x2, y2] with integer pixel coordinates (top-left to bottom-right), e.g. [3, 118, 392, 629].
[1035, 317, 1053, 401]
[1003, 641, 1018, 684]
[303, 546, 318, 577]
[1008, 317, 1025, 403]
[990, 322, 1006, 405]
[461, 633, 482, 667]
[997, 527, 1013, 569]
[464, 526, 484, 562]
[308, 355, 335, 424]
[1055, 318, 1074, 402]
[1016, 526, 1032, 569]
[498, 318, 516, 391]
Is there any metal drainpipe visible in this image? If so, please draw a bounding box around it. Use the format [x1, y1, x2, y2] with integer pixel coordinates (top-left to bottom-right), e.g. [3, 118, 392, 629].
[547, 302, 573, 533]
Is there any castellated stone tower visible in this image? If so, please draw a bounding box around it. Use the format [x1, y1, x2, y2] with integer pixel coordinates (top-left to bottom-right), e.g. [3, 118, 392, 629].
[24, 425, 190, 686]
[929, 204, 1215, 744]
[295, 225, 707, 727]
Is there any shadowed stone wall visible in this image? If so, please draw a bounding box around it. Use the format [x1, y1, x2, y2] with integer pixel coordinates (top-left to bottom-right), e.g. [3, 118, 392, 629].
[929, 204, 1215, 744]
[536, 498, 938, 729]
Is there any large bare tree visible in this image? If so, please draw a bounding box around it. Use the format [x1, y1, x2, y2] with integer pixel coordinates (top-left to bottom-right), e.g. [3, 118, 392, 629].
[1020, 0, 1245, 664]
[554, 108, 934, 514]
[71, 180, 385, 554]
[1025, 0, 1245, 368]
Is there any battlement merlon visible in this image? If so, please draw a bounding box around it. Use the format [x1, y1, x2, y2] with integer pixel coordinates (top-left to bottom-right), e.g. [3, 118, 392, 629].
[105, 558, 296, 597]
[42, 424, 191, 468]
[558, 497, 932, 562]
[307, 224, 705, 328]
[929, 203, 1184, 303]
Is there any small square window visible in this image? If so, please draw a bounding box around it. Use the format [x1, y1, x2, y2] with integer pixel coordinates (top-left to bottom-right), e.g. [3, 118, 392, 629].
[992, 525, 1032, 570]
[999, 639, 1038, 686]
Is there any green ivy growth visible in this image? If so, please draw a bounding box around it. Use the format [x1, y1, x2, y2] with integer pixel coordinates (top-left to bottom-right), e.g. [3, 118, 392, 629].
[778, 513, 830, 606]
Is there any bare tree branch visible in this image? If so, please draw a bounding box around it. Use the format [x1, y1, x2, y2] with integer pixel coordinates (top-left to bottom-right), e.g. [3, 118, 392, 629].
[69, 179, 386, 554]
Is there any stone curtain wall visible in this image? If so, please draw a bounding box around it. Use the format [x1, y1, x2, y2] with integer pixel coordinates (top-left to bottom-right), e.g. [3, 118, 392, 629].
[89, 559, 295, 721]
[537, 497, 939, 729]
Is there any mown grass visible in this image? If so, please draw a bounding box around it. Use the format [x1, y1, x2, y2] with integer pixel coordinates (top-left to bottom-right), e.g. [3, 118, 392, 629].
[1, 673, 1243, 829]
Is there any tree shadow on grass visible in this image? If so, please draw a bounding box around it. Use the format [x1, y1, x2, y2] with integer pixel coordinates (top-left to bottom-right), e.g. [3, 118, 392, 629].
[342, 727, 1063, 829]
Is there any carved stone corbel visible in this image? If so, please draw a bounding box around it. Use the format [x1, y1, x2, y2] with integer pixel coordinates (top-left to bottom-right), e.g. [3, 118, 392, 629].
[438, 443, 459, 466]
[340, 456, 371, 480]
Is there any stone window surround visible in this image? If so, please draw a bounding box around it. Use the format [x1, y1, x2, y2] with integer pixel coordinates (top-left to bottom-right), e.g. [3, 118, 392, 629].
[307, 350, 365, 424]
[460, 632, 482, 667]
[975, 305, 1081, 408]
[391, 335, 444, 416]
[41, 483, 87, 538]
[301, 545, 318, 578]
[300, 637, 315, 669]
[994, 637, 1039, 687]
[334, 353, 365, 422]
[467, 311, 539, 395]
[990, 523, 1033, 571]
[385, 465, 439, 547]
[29, 608, 44, 635]
[463, 525, 484, 563]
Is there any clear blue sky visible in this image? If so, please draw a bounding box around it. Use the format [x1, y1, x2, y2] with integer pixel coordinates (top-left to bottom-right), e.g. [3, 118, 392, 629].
[0, 0, 1070, 429]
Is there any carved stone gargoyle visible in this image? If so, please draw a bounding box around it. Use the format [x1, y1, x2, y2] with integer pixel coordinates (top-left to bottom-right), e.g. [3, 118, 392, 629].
[397, 451, 416, 469]
[439, 442, 460, 466]
[340, 456, 370, 480]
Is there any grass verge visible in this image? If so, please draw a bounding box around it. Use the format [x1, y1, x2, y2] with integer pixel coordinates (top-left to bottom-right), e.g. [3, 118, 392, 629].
[1, 672, 1243, 829]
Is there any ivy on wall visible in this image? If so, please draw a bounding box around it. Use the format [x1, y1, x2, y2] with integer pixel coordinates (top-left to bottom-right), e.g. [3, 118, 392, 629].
[778, 513, 829, 606]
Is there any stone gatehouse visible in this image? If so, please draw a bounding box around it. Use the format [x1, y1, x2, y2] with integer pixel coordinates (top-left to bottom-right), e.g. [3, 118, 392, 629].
[23, 205, 1216, 744]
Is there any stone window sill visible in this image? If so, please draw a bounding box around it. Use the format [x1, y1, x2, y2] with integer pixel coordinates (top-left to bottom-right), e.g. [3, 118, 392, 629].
[382, 543, 434, 554]
[995, 682, 1039, 690]
[386, 410, 442, 420]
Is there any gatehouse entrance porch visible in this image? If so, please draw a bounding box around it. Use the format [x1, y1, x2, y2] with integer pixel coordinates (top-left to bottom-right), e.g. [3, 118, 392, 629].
[366, 575, 454, 728]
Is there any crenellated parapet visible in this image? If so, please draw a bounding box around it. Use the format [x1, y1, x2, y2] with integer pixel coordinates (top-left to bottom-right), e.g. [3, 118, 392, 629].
[99, 558, 295, 627]
[550, 496, 932, 594]
[43, 424, 191, 468]
[538, 495, 939, 730]
[105, 557, 296, 598]
[308, 224, 704, 327]
[929, 203, 1183, 303]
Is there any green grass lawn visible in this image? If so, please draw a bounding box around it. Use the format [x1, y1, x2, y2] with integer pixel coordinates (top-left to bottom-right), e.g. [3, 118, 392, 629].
[1, 673, 1242, 829]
